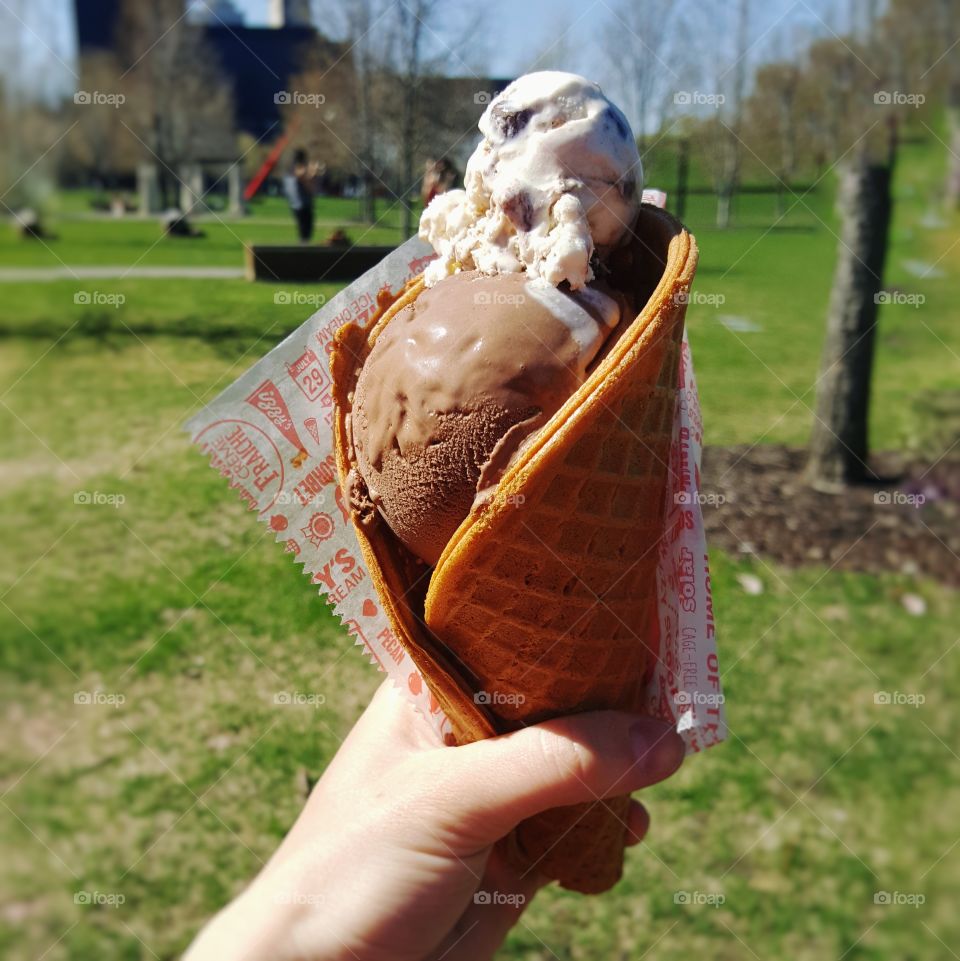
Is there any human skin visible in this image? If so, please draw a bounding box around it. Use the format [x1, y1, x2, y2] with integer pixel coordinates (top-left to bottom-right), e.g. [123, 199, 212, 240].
[185, 680, 685, 961]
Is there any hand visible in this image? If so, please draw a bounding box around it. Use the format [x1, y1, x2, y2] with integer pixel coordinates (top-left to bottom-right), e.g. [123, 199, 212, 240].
[185, 680, 684, 961]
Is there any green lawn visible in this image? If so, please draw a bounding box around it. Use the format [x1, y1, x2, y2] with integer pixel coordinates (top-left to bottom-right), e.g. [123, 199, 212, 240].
[1, 128, 958, 959]
[1, 196, 420, 268]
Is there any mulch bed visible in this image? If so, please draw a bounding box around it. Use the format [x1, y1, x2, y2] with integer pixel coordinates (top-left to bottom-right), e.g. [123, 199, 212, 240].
[699, 446, 959, 587]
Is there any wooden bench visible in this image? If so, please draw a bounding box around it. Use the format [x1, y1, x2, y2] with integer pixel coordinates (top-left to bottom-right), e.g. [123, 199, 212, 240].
[244, 245, 397, 282]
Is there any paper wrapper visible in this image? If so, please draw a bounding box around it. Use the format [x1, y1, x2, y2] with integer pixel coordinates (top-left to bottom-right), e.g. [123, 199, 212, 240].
[185, 237, 727, 753]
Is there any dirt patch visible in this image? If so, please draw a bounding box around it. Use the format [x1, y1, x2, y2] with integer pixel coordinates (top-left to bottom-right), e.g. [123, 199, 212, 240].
[700, 446, 959, 586]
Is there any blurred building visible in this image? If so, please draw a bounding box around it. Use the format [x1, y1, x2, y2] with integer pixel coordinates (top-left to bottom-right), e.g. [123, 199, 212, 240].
[72, 0, 341, 140]
[73, 0, 123, 53]
[268, 0, 312, 28]
[190, 0, 245, 26]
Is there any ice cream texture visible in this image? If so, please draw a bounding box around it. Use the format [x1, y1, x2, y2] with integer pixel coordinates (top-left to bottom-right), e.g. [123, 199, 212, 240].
[348, 271, 626, 566]
[419, 71, 642, 290]
[349, 71, 641, 566]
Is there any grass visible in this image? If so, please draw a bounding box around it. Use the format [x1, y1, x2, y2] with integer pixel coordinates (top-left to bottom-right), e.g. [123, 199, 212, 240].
[1, 196, 420, 268]
[1, 126, 958, 959]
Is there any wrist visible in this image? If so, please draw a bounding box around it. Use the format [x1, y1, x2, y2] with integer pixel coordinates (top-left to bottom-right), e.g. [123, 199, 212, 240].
[185, 874, 305, 961]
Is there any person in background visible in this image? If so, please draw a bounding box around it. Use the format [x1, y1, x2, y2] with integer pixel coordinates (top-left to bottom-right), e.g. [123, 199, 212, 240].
[421, 157, 458, 208]
[284, 148, 322, 244]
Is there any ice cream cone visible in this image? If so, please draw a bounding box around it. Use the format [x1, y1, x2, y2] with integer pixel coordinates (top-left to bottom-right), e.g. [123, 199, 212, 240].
[331, 204, 698, 893]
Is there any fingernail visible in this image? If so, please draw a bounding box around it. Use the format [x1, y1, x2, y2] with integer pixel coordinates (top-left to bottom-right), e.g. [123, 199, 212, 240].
[629, 718, 685, 781]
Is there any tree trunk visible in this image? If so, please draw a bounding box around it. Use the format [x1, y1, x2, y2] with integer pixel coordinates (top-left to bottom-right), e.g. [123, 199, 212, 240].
[675, 137, 689, 222]
[716, 186, 732, 229]
[946, 97, 960, 210]
[806, 158, 893, 488]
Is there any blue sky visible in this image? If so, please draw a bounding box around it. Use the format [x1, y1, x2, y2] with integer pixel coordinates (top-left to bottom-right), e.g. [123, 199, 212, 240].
[9, 0, 856, 102]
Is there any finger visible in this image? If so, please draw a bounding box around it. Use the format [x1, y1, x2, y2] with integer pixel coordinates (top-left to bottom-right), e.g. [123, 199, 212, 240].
[624, 799, 650, 847]
[419, 711, 685, 844]
[313, 681, 426, 788]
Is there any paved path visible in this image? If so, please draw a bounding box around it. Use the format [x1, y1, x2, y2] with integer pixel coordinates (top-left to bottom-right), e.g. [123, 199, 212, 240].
[0, 266, 246, 282]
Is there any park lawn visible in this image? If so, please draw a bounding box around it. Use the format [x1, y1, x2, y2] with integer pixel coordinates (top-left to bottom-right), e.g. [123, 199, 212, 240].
[0, 196, 420, 269]
[0, 335, 957, 960]
[1, 127, 958, 959]
[3, 133, 957, 450]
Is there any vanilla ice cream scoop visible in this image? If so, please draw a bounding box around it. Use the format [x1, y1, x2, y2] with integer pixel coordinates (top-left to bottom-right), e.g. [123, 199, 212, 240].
[420, 71, 642, 290]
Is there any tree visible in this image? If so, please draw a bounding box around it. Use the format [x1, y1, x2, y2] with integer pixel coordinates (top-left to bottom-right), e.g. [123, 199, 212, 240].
[332, 0, 393, 224]
[68, 52, 138, 188]
[805, 157, 893, 487]
[117, 0, 235, 207]
[744, 61, 801, 216]
[394, 0, 435, 238]
[601, 0, 675, 148]
[806, 6, 896, 489]
[715, 0, 750, 229]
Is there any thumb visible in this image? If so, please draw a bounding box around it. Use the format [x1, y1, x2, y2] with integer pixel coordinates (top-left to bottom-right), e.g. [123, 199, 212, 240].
[421, 711, 685, 846]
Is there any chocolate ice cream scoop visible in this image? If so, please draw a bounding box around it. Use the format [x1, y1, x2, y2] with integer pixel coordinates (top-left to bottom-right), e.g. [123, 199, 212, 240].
[348, 271, 626, 566]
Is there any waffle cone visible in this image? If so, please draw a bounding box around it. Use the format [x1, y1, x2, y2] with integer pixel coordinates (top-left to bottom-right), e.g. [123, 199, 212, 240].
[331, 205, 699, 893]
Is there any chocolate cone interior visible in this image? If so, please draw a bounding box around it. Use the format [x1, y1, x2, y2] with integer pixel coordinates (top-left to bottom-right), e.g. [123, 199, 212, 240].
[331, 204, 699, 890]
